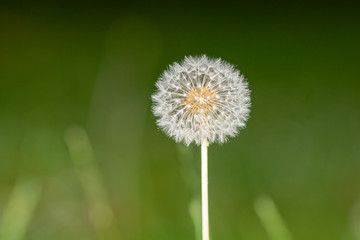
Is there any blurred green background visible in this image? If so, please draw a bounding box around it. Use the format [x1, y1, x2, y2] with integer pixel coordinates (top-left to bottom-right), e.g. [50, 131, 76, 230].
[1, 1, 360, 240]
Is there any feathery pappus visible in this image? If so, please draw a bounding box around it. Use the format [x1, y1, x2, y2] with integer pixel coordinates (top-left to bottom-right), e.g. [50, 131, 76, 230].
[152, 55, 251, 145]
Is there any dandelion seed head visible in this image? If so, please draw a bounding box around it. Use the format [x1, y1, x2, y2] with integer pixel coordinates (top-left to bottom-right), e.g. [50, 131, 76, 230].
[152, 55, 251, 145]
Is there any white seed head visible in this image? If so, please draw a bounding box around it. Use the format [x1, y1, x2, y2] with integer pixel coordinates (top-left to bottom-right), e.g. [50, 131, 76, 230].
[152, 55, 251, 146]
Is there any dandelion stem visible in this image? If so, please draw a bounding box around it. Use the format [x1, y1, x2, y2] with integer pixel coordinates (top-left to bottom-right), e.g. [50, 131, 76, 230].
[201, 138, 209, 240]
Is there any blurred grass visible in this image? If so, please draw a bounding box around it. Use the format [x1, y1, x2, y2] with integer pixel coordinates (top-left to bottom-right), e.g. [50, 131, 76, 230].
[254, 196, 292, 240]
[0, 1, 360, 240]
[65, 126, 119, 240]
[0, 179, 41, 240]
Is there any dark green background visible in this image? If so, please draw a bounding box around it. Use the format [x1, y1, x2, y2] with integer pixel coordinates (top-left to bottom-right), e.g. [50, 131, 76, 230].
[1, 1, 360, 240]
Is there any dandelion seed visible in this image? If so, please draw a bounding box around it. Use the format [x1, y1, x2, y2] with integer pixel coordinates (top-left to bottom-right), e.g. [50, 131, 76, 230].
[151, 55, 251, 240]
[152, 55, 251, 146]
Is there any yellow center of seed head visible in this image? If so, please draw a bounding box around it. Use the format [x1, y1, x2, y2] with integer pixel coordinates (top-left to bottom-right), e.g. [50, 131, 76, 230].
[184, 87, 217, 114]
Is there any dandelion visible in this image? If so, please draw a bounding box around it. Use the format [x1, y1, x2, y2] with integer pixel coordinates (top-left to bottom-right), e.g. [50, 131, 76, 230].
[152, 55, 251, 240]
